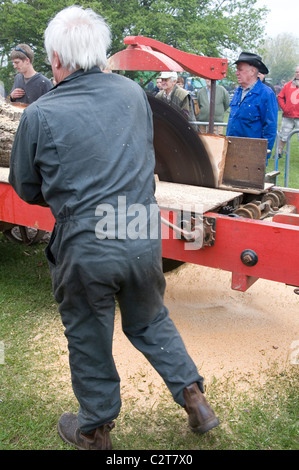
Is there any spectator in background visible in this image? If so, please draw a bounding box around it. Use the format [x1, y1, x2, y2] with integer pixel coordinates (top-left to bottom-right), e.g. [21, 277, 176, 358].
[185, 78, 194, 92]
[258, 72, 275, 93]
[155, 71, 196, 121]
[146, 80, 154, 93]
[226, 52, 278, 157]
[177, 75, 198, 116]
[10, 44, 52, 104]
[196, 79, 230, 134]
[177, 76, 185, 88]
[277, 65, 299, 158]
[152, 77, 163, 96]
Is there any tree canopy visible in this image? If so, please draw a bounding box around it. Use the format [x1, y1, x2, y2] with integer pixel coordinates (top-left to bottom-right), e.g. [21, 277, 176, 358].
[0, 0, 269, 93]
[262, 33, 299, 85]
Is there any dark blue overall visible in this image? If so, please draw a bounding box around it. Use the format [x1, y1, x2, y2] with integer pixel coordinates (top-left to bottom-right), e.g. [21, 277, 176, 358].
[9, 68, 203, 433]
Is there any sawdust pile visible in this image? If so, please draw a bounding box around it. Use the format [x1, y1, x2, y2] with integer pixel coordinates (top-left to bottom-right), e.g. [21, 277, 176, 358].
[112, 264, 299, 402]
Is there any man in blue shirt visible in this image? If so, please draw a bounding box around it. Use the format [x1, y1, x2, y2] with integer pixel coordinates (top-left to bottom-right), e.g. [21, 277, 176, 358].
[227, 52, 278, 157]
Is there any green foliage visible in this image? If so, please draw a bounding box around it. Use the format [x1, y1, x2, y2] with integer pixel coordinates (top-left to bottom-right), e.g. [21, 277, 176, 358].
[261, 33, 299, 85]
[101, 0, 269, 58]
[266, 111, 299, 189]
[0, 0, 268, 93]
[0, 0, 73, 91]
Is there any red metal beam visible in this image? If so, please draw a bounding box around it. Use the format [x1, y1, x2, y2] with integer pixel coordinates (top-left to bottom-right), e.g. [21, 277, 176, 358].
[107, 44, 184, 72]
[0, 183, 55, 231]
[122, 36, 227, 79]
[160, 208, 299, 290]
[281, 186, 299, 206]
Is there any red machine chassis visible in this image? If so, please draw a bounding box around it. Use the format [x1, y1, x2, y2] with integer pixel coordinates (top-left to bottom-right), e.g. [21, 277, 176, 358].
[0, 181, 298, 291]
[161, 187, 299, 291]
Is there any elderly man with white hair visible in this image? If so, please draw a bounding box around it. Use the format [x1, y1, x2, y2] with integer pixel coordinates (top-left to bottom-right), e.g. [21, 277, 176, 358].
[226, 52, 278, 158]
[9, 6, 219, 450]
[155, 71, 196, 121]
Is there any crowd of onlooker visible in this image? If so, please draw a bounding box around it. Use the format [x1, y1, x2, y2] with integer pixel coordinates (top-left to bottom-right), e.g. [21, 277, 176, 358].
[2, 42, 298, 164]
[144, 56, 299, 161]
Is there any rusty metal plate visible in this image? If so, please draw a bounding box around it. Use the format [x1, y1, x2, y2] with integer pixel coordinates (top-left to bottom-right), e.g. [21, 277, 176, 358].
[222, 136, 268, 189]
[147, 94, 216, 188]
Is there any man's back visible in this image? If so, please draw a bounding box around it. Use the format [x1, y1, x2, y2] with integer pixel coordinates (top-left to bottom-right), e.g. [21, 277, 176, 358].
[11, 69, 156, 221]
[197, 85, 229, 122]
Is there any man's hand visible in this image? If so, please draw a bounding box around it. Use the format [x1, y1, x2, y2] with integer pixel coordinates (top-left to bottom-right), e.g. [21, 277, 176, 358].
[11, 88, 25, 99]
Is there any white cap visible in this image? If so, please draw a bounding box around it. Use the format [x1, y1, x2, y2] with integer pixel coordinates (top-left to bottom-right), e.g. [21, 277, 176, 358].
[158, 71, 178, 80]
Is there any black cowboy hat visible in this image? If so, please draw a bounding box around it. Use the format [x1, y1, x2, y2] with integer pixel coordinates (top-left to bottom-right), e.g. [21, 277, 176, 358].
[234, 52, 269, 74]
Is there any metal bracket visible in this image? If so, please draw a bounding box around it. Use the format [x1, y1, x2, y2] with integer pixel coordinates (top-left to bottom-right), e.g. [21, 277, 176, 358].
[160, 214, 216, 248]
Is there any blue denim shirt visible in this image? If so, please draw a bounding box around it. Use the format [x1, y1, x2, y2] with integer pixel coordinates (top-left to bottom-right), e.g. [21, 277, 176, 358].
[227, 79, 278, 153]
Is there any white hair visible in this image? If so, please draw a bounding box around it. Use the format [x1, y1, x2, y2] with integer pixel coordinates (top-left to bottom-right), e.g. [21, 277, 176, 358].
[44, 6, 111, 72]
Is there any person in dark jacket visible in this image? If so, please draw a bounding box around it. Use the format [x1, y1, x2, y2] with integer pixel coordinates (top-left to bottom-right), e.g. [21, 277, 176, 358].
[196, 79, 230, 134]
[9, 6, 219, 450]
[155, 71, 196, 121]
[258, 72, 275, 93]
[227, 52, 278, 157]
[10, 44, 52, 104]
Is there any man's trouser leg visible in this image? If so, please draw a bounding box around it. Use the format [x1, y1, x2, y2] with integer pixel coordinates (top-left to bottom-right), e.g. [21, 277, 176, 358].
[58, 283, 122, 434]
[51, 234, 203, 431]
[117, 244, 204, 407]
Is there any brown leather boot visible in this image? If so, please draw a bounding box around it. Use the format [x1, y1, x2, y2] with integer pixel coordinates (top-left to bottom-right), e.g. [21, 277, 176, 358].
[183, 383, 220, 434]
[57, 412, 115, 450]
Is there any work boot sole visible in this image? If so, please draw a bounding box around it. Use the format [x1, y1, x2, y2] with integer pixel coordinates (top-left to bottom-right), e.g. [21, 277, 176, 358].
[189, 415, 220, 434]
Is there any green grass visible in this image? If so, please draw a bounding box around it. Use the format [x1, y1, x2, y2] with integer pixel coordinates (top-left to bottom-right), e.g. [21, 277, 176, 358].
[266, 111, 299, 189]
[0, 236, 298, 450]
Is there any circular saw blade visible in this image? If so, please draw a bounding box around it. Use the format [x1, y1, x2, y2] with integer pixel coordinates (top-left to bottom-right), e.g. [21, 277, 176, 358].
[147, 94, 216, 188]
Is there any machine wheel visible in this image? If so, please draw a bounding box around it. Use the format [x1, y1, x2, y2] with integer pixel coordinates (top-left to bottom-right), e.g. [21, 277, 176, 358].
[147, 95, 216, 273]
[3, 225, 46, 245]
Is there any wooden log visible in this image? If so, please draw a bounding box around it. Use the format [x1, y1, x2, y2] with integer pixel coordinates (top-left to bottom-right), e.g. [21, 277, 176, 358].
[0, 101, 24, 167]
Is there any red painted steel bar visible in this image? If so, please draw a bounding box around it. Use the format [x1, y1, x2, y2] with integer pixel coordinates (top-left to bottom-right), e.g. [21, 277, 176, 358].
[0, 182, 55, 231]
[160, 206, 299, 290]
[108, 44, 184, 72]
[122, 36, 227, 79]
